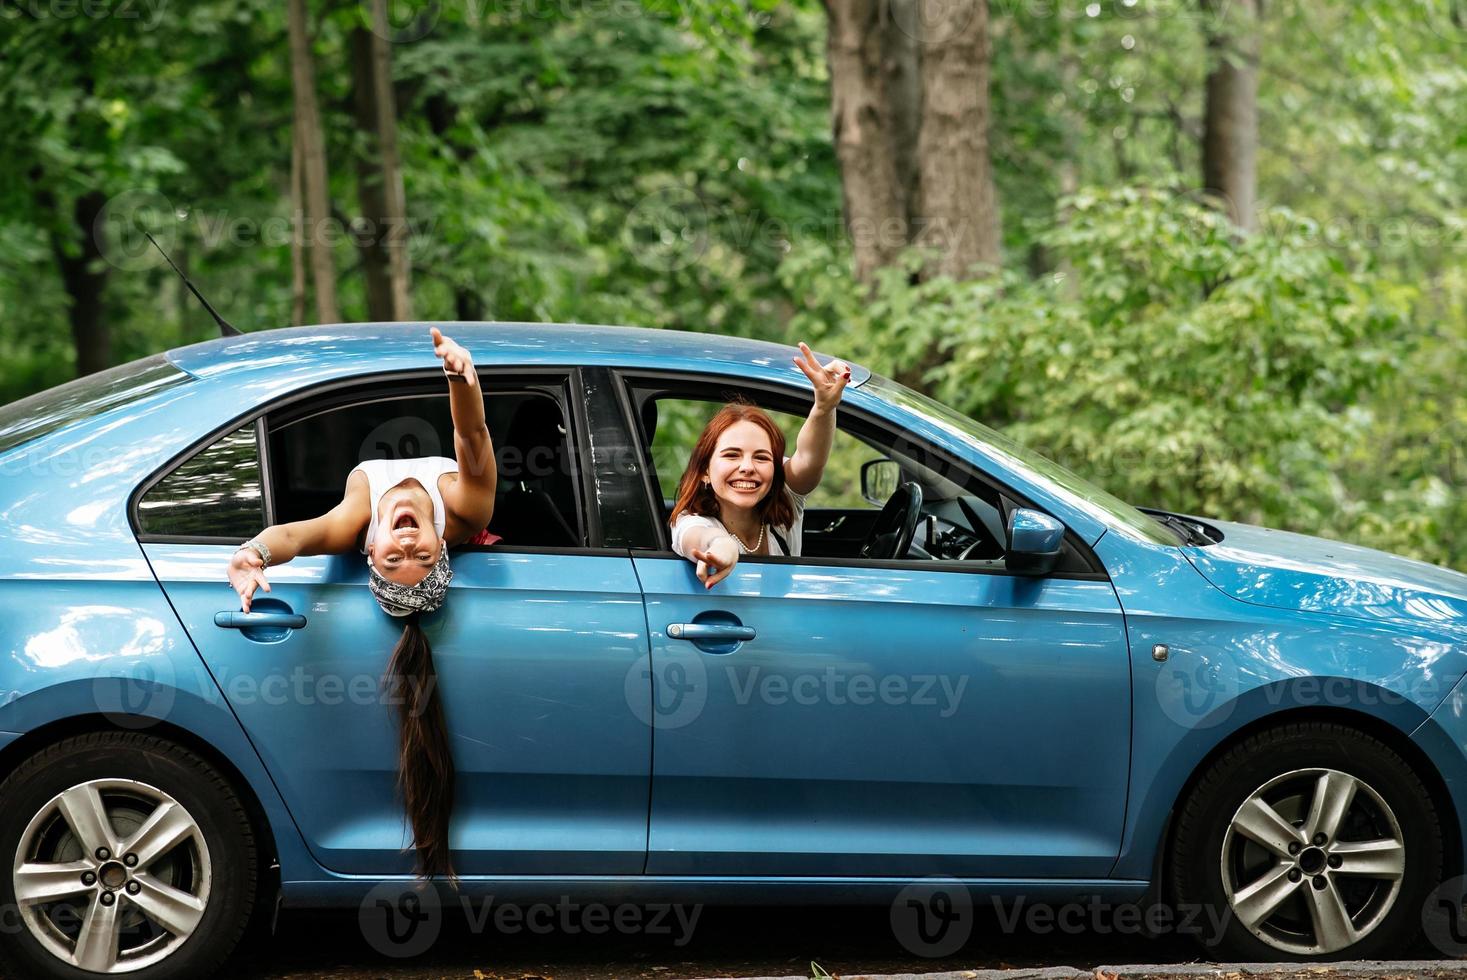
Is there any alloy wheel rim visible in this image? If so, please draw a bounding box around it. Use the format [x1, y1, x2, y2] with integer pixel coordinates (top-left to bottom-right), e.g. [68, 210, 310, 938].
[12, 778, 212, 974]
[1221, 767, 1405, 956]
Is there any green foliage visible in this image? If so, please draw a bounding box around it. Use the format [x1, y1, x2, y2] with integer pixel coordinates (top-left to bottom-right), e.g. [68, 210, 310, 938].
[0, 0, 1462, 567]
[782, 185, 1467, 567]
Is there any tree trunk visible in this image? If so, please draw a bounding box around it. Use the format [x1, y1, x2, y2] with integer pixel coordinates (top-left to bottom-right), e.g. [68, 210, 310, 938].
[425, 92, 486, 320]
[825, 0, 907, 283]
[54, 190, 112, 377]
[883, 0, 922, 233]
[912, 0, 1001, 280]
[290, 127, 307, 326]
[349, 0, 412, 321]
[288, 0, 341, 323]
[1201, 0, 1261, 232]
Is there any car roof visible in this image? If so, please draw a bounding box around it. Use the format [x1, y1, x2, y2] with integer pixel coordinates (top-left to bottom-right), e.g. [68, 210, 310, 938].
[164, 321, 873, 388]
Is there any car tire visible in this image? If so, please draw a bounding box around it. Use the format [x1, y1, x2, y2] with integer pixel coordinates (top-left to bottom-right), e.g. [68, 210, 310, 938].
[0, 731, 258, 979]
[1169, 720, 1443, 961]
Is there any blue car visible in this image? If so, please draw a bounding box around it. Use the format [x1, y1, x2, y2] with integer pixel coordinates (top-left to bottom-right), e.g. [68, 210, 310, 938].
[1, 322, 1465, 977]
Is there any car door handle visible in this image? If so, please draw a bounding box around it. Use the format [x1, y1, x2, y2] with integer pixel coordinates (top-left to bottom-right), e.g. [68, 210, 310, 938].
[214, 611, 307, 630]
[667, 623, 756, 642]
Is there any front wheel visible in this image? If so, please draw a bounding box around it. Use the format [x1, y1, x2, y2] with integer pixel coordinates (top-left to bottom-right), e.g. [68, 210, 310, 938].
[1170, 721, 1443, 961]
[0, 732, 258, 979]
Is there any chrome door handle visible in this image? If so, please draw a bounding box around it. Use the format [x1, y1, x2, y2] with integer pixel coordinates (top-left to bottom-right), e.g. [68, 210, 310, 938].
[214, 611, 307, 630]
[667, 623, 756, 642]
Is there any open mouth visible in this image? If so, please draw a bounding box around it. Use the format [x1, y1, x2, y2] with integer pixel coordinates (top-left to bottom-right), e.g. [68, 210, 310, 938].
[392, 506, 419, 531]
[728, 480, 761, 492]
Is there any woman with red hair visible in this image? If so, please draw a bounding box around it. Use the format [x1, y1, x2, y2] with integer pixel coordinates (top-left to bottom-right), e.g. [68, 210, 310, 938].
[669, 342, 851, 588]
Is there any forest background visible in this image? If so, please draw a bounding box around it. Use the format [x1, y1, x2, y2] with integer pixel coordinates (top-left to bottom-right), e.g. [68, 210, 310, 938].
[2, 0, 1464, 567]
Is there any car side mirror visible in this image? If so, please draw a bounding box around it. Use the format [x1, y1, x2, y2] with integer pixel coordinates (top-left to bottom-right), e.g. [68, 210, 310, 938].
[860, 459, 899, 506]
[1005, 508, 1066, 576]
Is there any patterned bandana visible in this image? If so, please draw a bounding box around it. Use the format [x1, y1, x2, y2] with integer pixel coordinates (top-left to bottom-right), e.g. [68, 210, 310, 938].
[367, 549, 453, 617]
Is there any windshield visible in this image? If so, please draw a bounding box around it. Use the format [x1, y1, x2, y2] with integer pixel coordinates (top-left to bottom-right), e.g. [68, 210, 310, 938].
[865, 374, 1179, 545]
[0, 355, 192, 457]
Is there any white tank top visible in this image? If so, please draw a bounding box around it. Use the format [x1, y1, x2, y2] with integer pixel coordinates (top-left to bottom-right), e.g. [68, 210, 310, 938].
[350, 456, 458, 554]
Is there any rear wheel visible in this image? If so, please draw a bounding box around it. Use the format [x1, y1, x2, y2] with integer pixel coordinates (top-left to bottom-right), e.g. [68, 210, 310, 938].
[0, 732, 257, 978]
[1170, 721, 1442, 960]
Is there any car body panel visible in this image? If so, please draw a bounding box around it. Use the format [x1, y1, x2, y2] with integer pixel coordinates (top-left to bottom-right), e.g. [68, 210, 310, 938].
[1184, 519, 1467, 631]
[1098, 533, 1466, 880]
[632, 553, 1133, 878]
[142, 543, 652, 876]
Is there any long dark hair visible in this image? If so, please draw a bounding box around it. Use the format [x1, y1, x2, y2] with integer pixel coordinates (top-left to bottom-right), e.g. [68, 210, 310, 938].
[668, 400, 794, 530]
[383, 612, 457, 884]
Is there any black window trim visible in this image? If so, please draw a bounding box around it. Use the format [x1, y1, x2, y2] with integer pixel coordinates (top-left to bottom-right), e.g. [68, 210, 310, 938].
[130, 366, 607, 553]
[612, 368, 1110, 582]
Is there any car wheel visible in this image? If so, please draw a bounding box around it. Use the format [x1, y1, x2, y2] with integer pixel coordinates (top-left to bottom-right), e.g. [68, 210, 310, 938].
[1170, 720, 1443, 961]
[0, 732, 257, 979]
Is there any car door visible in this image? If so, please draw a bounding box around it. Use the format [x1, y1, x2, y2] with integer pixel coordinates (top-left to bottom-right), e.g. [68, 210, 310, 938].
[135, 370, 652, 876]
[623, 373, 1133, 878]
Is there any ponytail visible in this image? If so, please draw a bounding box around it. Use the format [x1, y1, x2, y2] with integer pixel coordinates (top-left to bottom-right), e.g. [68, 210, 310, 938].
[383, 613, 458, 884]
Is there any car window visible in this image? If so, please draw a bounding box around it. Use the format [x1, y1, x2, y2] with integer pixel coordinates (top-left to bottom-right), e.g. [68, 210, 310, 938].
[136, 424, 264, 539]
[638, 391, 1010, 563]
[267, 385, 586, 549]
[0, 355, 191, 457]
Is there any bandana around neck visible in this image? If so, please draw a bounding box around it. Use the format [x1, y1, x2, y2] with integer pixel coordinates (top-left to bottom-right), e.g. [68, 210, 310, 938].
[367, 549, 453, 617]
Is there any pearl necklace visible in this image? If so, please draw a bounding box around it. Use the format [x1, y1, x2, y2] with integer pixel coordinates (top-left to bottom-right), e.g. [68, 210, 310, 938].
[727, 522, 765, 554]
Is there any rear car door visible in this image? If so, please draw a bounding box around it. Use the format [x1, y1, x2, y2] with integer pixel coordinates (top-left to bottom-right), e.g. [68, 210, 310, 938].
[136, 369, 652, 875]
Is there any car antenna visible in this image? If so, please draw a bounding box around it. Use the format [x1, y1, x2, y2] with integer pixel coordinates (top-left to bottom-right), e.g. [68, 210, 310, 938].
[142, 230, 242, 337]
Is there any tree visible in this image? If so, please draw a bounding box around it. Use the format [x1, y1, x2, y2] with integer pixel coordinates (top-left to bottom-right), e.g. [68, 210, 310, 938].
[350, 0, 412, 322]
[288, 0, 341, 323]
[1201, 0, 1261, 231]
[911, 0, 1001, 280]
[824, 0, 906, 282]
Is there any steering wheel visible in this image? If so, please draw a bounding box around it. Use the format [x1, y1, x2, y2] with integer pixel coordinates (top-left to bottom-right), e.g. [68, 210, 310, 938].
[859, 482, 924, 560]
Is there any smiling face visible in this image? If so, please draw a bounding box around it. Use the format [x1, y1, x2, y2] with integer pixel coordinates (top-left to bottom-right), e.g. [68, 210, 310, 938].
[704, 420, 776, 515]
[367, 478, 443, 586]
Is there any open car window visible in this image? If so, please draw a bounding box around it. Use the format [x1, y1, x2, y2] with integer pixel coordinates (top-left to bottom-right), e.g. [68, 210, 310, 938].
[265, 380, 586, 550]
[629, 383, 1033, 566]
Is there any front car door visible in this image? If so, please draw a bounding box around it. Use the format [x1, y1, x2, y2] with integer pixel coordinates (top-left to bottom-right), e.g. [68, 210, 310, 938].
[136, 368, 651, 875]
[621, 371, 1133, 878]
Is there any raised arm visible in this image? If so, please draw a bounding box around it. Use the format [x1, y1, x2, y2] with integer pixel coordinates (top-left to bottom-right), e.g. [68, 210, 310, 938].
[431, 327, 497, 537]
[783, 341, 850, 496]
[227, 469, 372, 611]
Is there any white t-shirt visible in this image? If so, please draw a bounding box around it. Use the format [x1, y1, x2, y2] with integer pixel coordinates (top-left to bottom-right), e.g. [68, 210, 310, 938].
[349, 456, 457, 554]
[671, 485, 809, 558]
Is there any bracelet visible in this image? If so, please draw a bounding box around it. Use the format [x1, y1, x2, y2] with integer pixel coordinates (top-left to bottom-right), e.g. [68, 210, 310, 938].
[241, 539, 271, 568]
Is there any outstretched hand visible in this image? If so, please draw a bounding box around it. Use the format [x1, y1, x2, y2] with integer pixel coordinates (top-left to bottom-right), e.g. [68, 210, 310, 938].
[431, 327, 474, 381]
[227, 548, 271, 613]
[793, 341, 850, 412]
[688, 537, 739, 590]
